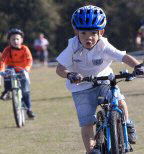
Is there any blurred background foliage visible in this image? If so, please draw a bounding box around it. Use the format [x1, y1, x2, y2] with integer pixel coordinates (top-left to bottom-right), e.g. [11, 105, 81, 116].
[0, 0, 144, 60]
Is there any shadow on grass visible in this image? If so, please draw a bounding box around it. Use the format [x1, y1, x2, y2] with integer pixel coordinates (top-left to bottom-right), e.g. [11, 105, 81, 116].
[124, 92, 144, 97]
[32, 95, 72, 102]
[2, 126, 20, 129]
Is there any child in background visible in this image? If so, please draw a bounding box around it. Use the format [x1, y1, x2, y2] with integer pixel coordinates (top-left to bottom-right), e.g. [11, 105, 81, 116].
[56, 5, 144, 154]
[0, 28, 35, 118]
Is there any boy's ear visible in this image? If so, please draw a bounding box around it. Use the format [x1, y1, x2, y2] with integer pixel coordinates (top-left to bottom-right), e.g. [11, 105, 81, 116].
[99, 29, 105, 36]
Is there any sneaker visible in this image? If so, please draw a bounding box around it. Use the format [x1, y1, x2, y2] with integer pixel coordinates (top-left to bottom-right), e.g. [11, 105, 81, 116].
[88, 147, 101, 154]
[0, 91, 11, 100]
[27, 110, 35, 119]
[127, 121, 136, 144]
[89, 149, 101, 154]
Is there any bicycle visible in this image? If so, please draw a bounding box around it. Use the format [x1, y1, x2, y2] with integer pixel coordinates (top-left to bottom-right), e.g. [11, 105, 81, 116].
[0, 67, 27, 128]
[82, 70, 139, 154]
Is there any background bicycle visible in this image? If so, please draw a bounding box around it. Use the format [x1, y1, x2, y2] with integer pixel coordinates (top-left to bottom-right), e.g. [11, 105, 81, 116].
[0, 67, 33, 127]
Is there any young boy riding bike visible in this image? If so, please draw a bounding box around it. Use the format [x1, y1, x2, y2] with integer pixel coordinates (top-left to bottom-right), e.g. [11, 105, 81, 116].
[56, 5, 144, 154]
[0, 28, 35, 118]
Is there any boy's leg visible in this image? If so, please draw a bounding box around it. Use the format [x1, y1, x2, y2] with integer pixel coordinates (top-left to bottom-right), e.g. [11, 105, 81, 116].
[118, 100, 129, 122]
[0, 76, 11, 100]
[21, 77, 35, 118]
[72, 88, 98, 153]
[22, 91, 31, 109]
[112, 87, 136, 144]
[72, 85, 109, 153]
[0, 90, 11, 100]
[22, 91, 35, 118]
[81, 124, 95, 153]
[119, 100, 136, 144]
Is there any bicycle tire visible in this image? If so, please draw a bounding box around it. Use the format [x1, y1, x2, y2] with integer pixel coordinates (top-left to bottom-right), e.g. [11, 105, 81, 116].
[96, 110, 108, 154]
[12, 89, 23, 128]
[109, 110, 125, 154]
[21, 108, 25, 126]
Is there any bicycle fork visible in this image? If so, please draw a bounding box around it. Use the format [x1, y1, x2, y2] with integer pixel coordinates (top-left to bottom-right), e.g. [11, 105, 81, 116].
[12, 78, 22, 109]
[106, 126, 111, 154]
[123, 123, 133, 152]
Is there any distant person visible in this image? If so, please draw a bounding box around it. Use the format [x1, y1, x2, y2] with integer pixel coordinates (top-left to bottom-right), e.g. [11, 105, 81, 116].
[135, 25, 144, 49]
[0, 28, 35, 118]
[33, 33, 49, 66]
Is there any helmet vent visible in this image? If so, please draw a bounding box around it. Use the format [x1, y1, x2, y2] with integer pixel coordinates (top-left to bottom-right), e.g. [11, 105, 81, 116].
[86, 18, 89, 24]
[92, 17, 96, 25]
[99, 18, 104, 25]
[100, 10, 103, 14]
[79, 18, 83, 24]
[94, 10, 97, 14]
[87, 9, 90, 14]
[79, 9, 83, 14]
[73, 21, 76, 27]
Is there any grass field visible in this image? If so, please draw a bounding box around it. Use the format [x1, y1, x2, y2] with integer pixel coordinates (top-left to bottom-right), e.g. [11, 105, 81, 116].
[0, 63, 143, 154]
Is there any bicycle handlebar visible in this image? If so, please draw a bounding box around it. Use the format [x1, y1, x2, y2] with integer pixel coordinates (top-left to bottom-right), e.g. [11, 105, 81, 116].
[82, 71, 136, 83]
[0, 67, 26, 78]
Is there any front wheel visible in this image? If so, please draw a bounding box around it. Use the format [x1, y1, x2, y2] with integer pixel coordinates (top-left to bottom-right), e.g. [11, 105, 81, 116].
[96, 110, 108, 154]
[12, 89, 24, 128]
[109, 111, 125, 154]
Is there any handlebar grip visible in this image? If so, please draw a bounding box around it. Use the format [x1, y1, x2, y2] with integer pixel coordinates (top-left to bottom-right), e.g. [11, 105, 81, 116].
[82, 72, 136, 83]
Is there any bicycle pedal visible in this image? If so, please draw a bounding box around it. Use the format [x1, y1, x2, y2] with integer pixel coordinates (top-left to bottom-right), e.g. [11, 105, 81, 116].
[129, 143, 133, 152]
[125, 144, 133, 152]
[129, 146, 133, 152]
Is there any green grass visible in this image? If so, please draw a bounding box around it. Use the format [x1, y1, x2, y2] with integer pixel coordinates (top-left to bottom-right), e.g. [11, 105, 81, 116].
[0, 63, 143, 154]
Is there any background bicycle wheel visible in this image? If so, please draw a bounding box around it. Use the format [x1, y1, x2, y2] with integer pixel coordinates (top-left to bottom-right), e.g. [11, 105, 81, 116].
[0, 63, 143, 154]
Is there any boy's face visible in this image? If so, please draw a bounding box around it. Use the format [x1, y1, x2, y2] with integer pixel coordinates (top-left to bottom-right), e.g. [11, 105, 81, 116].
[78, 30, 103, 50]
[9, 34, 23, 48]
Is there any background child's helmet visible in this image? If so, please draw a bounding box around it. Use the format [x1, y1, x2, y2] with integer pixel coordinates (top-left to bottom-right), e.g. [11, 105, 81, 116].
[71, 5, 107, 31]
[7, 28, 24, 39]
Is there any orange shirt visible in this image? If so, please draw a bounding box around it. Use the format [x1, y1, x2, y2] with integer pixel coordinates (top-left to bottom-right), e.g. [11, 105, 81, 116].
[0, 45, 33, 72]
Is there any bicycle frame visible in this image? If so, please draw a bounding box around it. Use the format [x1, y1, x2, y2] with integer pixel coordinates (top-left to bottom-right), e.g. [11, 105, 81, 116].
[10, 69, 23, 108]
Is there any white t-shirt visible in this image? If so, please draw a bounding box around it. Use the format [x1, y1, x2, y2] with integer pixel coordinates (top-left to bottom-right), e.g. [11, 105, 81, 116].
[34, 38, 49, 51]
[56, 36, 126, 92]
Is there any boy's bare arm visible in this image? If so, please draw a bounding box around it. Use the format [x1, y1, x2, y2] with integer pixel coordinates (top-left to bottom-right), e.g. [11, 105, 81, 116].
[122, 54, 140, 68]
[56, 63, 70, 78]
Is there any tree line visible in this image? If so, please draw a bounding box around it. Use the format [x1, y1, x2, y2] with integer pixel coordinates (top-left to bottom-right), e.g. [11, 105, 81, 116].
[0, 0, 143, 60]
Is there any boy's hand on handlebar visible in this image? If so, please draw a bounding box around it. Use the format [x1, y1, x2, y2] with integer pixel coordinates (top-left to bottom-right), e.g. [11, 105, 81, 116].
[134, 63, 144, 75]
[67, 72, 83, 83]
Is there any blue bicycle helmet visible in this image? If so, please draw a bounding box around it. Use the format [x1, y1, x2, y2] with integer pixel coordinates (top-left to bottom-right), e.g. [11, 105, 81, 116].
[7, 28, 24, 39]
[71, 5, 106, 31]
